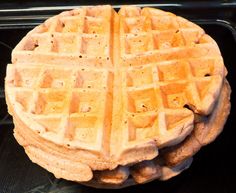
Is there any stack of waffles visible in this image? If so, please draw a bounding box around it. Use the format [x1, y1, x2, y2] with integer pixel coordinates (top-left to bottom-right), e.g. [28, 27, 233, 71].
[5, 5, 231, 188]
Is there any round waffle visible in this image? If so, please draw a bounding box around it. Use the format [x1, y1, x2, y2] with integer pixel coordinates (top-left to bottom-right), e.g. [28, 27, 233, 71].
[5, 5, 229, 187]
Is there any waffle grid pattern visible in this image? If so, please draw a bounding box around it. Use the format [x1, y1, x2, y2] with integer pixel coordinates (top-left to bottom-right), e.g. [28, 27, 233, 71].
[6, 5, 225, 168]
[119, 6, 224, 148]
[12, 6, 113, 67]
[7, 64, 112, 152]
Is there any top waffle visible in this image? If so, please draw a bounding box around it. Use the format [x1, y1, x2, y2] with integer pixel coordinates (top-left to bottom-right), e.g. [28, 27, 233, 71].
[5, 5, 226, 173]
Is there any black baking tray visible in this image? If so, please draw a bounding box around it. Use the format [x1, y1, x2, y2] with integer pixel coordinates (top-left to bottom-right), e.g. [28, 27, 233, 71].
[0, 3, 236, 193]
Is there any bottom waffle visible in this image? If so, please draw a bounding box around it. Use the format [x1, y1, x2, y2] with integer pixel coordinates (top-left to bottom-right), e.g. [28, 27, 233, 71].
[83, 158, 193, 189]
[12, 80, 230, 188]
[83, 79, 231, 188]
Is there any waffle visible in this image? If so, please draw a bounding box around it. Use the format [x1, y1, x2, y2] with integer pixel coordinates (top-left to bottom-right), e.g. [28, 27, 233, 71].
[83, 79, 231, 188]
[5, 5, 229, 186]
[83, 158, 193, 189]
[163, 80, 231, 166]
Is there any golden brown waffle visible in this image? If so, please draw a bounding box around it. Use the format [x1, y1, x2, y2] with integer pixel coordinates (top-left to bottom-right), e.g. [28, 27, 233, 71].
[83, 80, 231, 188]
[163, 80, 231, 166]
[5, 5, 229, 185]
[83, 158, 193, 189]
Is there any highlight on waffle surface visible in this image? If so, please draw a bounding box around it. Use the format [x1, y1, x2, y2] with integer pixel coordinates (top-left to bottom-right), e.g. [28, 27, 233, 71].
[5, 5, 231, 188]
